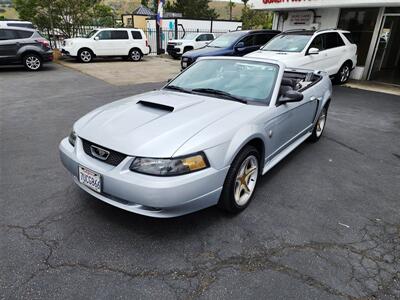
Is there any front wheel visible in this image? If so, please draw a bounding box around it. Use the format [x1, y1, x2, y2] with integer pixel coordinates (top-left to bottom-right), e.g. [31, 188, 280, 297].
[218, 146, 260, 214]
[78, 49, 93, 63]
[309, 106, 328, 142]
[23, 54, 42, 71]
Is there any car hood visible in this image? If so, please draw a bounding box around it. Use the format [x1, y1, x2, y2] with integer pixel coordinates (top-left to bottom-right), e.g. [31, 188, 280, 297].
[245, 50, 304, 67]
[168, 39, 189, 44]
[75, 90, 243, 158]
[183, 46, 231, 59]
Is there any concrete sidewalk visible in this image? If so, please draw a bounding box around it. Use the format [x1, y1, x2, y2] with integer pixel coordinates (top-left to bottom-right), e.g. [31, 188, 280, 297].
[58, 55, 181, 86]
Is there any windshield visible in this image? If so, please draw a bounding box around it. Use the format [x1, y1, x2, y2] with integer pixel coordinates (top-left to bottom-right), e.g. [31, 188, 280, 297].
[262, 34, 312, 52]
[86, 30, 98, 38]
[166, 59, 279, 104]
[207, 31, 244, 48]
[182, 33, 198, 40]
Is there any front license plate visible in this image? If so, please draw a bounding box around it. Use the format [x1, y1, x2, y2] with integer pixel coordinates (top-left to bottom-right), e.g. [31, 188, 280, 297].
[182, 62, 187, 68]
[79, 166, 102, 193]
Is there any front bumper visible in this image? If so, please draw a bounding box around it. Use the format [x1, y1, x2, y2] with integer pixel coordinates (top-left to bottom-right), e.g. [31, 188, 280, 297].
[167, 45, 183, 56]
[59, 137, 228, 218]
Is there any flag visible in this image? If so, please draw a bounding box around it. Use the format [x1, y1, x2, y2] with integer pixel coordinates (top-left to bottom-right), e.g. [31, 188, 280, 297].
[157, 0, 165, 27]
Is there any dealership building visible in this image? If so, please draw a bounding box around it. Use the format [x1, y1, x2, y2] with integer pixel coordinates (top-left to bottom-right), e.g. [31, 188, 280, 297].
[250, 0, 400, 85]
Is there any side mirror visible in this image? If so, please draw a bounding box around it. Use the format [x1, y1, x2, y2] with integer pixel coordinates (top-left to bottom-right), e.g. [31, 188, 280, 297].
[235, 42, 245, 52]
[279, 90, 303, 104]
[94, 36, 99, 41]
[308, 47, 319, 55]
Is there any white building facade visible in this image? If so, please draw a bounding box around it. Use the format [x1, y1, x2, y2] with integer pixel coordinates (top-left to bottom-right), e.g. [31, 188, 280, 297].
[250, 0, 400, 85]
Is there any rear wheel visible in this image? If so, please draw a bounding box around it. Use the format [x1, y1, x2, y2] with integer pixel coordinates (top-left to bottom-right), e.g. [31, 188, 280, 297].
[23, 54, 42, 71]
[335, 62, 351, 84]
[78, 49, 93, 63]
[129, 49, 142, 62]
[218, 146, 260, 214]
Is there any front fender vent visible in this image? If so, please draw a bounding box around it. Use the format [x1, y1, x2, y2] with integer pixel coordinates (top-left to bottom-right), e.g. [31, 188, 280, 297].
[137, 100, 174, 112]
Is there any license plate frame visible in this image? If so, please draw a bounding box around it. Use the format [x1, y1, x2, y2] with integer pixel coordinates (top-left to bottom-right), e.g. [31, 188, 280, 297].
[78, 165, 102, 193]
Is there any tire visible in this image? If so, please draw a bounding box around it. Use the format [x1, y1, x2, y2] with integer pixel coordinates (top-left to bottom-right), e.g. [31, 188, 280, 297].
[335, 62, 351, 84]
[78, 49, 93, 63]
[218, 145, 260, 214]
[309, 106, 328, 142]
[23, 53, 42, 71]
[129, 49, 142, 62]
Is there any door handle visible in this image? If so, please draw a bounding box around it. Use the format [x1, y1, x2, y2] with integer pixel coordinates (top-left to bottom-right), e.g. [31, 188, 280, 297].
[310, 96, 322, 101]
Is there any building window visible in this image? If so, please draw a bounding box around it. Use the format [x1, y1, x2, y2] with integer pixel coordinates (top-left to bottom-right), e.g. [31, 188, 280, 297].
[338, 8, 379, 66]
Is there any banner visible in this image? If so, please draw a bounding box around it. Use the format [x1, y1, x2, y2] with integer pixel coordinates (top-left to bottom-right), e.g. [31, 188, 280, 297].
[157, 0, 165, 26]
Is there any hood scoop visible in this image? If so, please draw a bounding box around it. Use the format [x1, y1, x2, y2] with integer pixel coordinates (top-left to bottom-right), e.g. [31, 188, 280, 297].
[137, 100, 174, 112]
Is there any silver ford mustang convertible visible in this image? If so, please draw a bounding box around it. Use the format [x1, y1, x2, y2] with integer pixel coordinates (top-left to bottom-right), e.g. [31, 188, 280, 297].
[59, 57, 332, 218]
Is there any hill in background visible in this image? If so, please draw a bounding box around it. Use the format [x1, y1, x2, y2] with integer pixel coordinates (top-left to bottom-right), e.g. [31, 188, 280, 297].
[1, 0, 244, 22]
[104, 0, 244, 20]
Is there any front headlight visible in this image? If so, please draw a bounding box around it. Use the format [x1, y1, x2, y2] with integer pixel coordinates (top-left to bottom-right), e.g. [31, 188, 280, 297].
[129, 153, 209, 176]
[175, 42, 183, 46]
[68, 130, 76, 147]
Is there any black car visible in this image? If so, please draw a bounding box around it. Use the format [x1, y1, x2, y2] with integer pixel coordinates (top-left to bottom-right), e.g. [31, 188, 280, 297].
[181, 29, 280, 69]
[0, 27, 53, 71]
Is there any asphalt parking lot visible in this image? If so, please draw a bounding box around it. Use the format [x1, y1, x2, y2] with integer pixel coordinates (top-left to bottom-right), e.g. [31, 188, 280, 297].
[1, 63, 399, 299]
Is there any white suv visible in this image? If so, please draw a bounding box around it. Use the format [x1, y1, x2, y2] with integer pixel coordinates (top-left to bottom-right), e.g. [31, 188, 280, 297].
[246, 29, 357, 84]
[61, 28, 150, 63]
[167, 33, 215, 59]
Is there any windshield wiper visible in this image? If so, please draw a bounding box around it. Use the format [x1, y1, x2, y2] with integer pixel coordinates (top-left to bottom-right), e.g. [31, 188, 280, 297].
[192, 88, 247, 104]
[164, 85, 192, 94]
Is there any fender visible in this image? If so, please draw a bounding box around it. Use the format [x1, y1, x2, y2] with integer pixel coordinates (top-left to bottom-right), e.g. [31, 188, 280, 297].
[16, 46, 42, 60]
[223, 124, 267, 168]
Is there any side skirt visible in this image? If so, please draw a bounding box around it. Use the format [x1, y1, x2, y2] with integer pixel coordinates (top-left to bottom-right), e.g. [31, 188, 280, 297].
[262, 132, 312, 175]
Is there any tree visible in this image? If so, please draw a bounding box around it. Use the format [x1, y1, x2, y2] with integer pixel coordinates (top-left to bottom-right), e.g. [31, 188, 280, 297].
[141, 0, 148, 7]
[167, 0, 218, 19]
[241, 6, 273, 29]
[227, 0, 235, 20]
[13, 0, 115, 39]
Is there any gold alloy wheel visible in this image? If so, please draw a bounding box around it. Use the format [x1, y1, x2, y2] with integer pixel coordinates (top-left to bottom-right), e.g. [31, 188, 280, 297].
[316, 109, 327, 138]
[234, 155, 259, 206]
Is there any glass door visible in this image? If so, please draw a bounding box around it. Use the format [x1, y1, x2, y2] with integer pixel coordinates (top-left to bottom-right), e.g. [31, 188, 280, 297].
[369, 15, 400, 85]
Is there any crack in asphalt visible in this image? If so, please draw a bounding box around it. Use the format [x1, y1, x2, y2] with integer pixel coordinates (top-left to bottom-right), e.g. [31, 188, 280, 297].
[2, 211, 399, 299]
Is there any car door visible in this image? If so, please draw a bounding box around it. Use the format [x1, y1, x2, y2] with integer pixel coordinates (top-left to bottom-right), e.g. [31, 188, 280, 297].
[0, 29, 19, 63]
[94, 30, 112, 55]
[233, 35, 257, 56]
[111, 30, 130, 55]
[301, 33, 330, 71]
[265, 81, 319, 161]
[322, 32, 347, 75]
[194, 34, 209, 49]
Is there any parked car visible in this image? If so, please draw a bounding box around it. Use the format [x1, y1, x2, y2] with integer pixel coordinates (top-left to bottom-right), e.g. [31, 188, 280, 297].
[167, 32, 215, 59]
[0, 27, 53, 71]
[0, 20, 35, 29]
[59, 57, 332, 218]
[181, 29, 280, 69]
[245, 29, 357, 84]
[61, 28, 150, 63]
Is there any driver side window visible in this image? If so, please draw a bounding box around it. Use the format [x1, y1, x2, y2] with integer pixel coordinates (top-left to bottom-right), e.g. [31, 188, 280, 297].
[238, 35, 254, 47]
[309, 34, 324, 51]
[97, 31, 112, 40]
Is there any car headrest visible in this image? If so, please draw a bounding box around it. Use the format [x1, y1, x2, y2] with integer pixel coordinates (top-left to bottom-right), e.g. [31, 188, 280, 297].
[281, 78, 296, 88]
